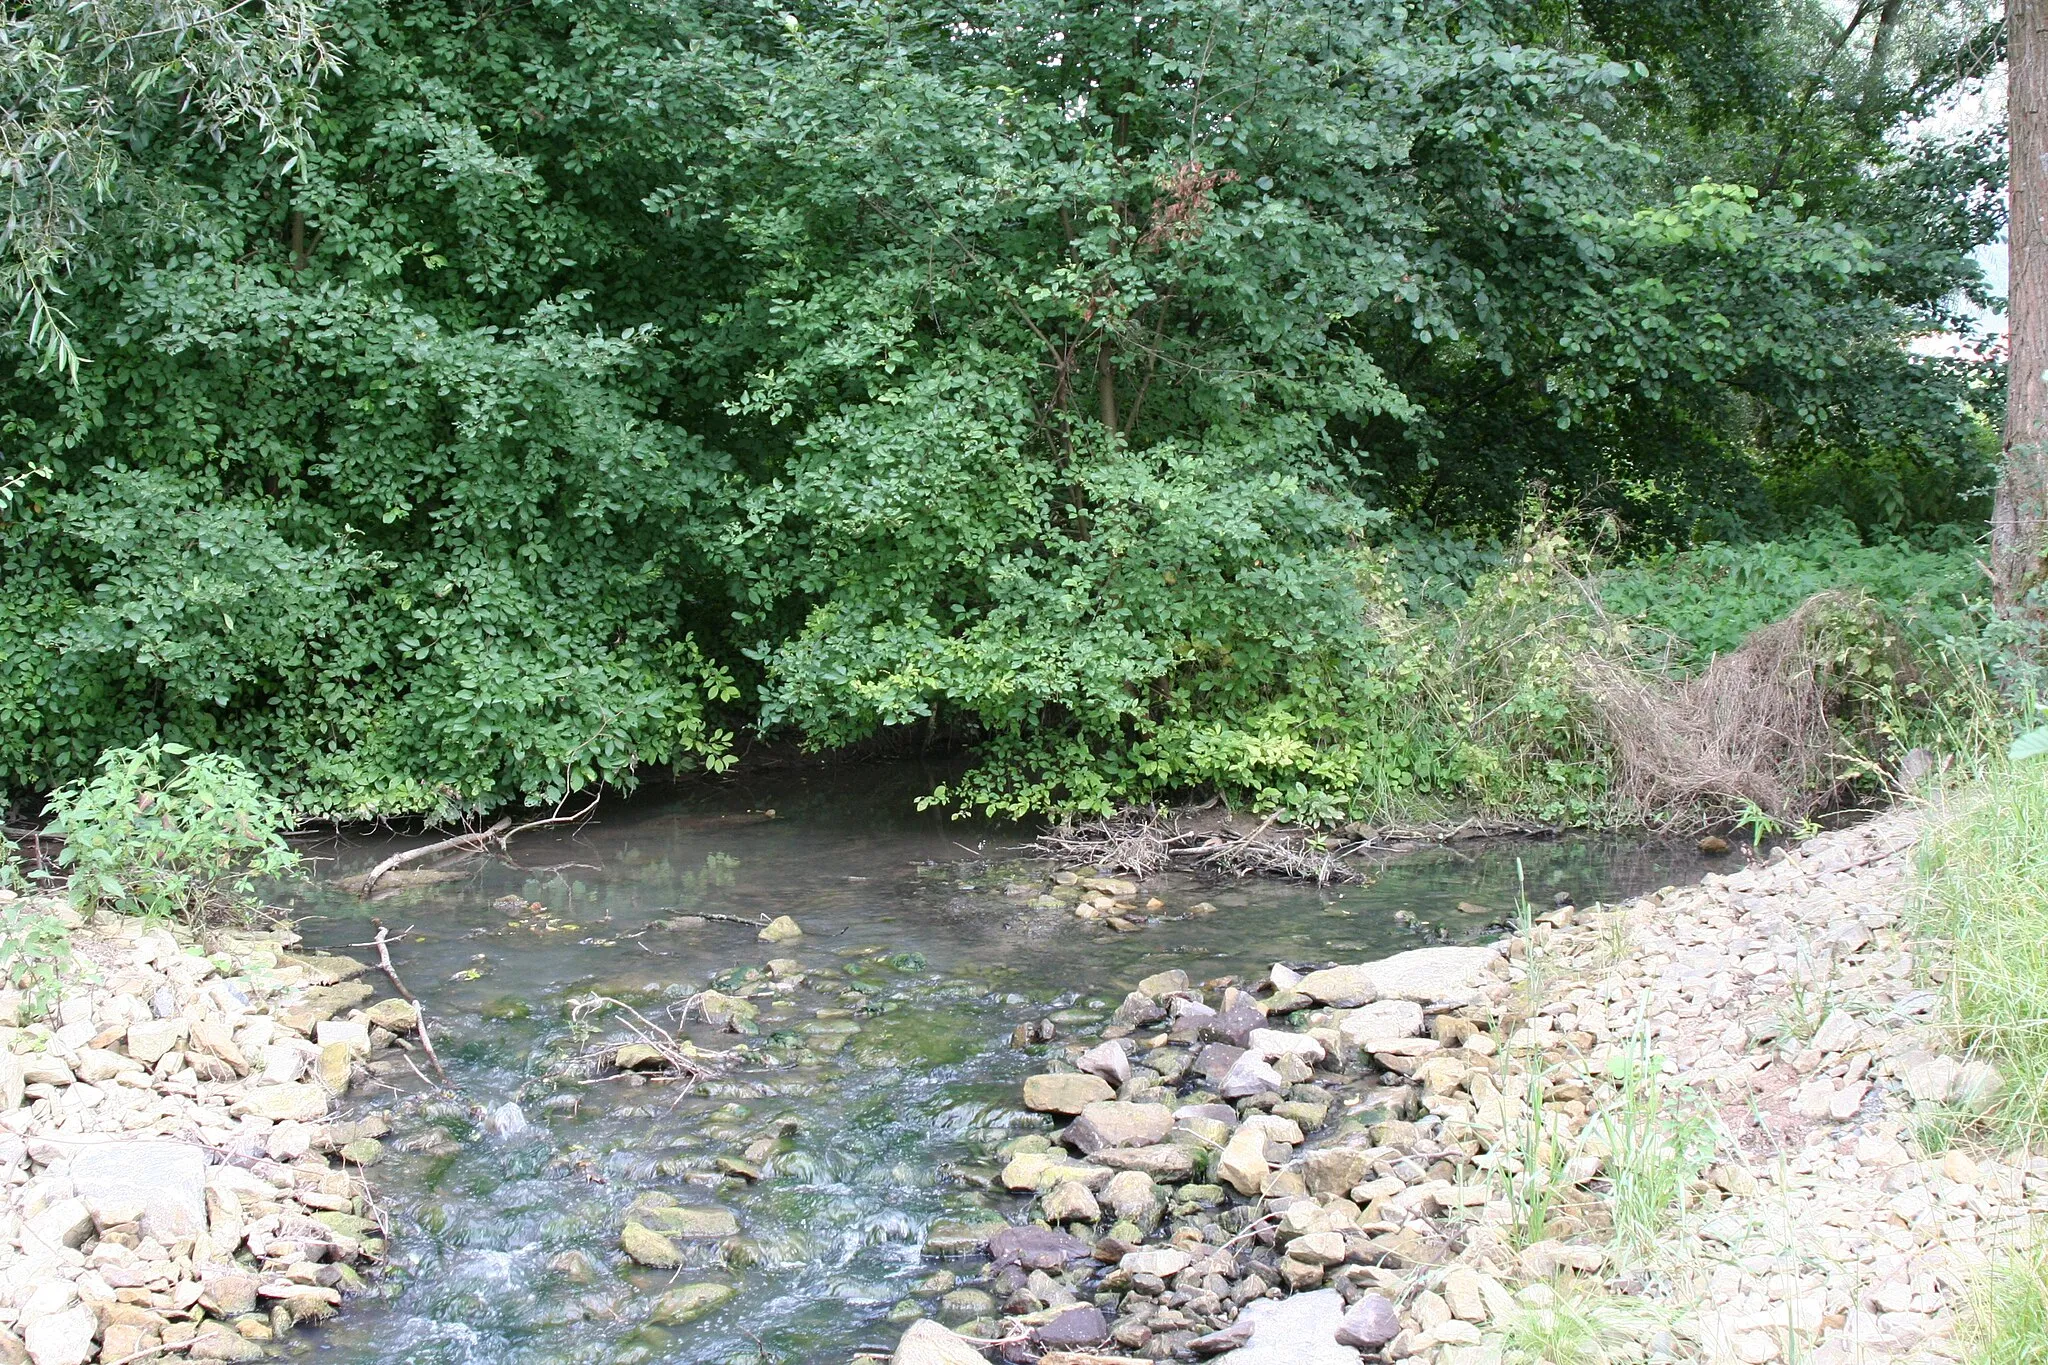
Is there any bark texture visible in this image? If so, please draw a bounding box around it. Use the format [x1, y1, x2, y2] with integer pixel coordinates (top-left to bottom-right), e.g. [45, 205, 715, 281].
[1997, 0, 2048, 610]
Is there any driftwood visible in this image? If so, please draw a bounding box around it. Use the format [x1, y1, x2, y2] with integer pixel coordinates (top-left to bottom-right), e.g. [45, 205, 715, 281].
[1038, 807, 1556, 884]
[343, 793, 602, 896]
[364, 922, 449, 1086]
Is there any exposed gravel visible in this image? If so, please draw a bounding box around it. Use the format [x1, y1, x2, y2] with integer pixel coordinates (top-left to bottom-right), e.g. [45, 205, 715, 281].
[0, 891, 403, 1365]
[892, 813, 2048, 1365]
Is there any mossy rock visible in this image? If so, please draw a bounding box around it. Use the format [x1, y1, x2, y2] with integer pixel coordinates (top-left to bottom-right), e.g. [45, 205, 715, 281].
[647, 1282, 735, 1324]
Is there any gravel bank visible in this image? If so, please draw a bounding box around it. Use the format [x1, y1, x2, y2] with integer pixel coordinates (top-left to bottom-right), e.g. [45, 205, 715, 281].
[0, 890, 405, 1365]
[890, 813, 2047, 1365]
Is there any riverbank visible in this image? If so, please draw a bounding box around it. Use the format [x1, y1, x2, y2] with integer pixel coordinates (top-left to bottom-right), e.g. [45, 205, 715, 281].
[0, 887, 407, 1364]
[890, 809, 2045, 1364]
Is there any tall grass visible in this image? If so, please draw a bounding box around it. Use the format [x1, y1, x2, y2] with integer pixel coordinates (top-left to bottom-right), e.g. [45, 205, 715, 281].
[1962, 1246, 2048, 1365]
[1916, 763, 2048, 1141]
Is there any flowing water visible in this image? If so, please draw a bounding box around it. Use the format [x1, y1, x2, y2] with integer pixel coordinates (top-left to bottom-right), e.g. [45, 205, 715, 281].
[279, 765, 1718, 1365]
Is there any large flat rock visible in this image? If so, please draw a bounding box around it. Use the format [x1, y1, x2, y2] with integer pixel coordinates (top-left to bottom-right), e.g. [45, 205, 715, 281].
[1216, 1288, 1361, 1364]
[1357, 946, 1504, 1006]
[70, 1138, 208, 1241]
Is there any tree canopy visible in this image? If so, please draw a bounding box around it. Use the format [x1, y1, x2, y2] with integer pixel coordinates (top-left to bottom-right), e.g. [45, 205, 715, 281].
[0, 0, 2006, 819]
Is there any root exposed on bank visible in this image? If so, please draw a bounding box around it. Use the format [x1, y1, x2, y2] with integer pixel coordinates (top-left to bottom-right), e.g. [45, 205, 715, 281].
[1577, 590, 1875, 829]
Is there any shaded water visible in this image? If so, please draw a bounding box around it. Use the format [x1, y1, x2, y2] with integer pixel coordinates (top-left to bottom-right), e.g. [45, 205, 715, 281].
[281, 766, 1718, 1365]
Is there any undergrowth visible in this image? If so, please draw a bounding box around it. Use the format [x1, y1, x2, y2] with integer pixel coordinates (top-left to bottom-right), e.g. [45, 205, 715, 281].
[1915, 761, 2048, 1143]
[44, 739, 297, 924]
[1962, 1245, 2048, 1365]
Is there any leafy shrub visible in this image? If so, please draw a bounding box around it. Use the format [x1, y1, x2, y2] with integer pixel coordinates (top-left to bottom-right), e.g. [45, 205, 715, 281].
[45, 740, 298, 922]
[0, 901, 71, 1021]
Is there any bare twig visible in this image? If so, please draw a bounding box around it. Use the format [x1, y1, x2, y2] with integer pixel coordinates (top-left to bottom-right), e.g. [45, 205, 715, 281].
[364, 922, 448, 1086]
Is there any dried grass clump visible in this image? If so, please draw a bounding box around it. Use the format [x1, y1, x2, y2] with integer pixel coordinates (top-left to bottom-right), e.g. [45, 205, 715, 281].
[1577, 591, 1879, 829]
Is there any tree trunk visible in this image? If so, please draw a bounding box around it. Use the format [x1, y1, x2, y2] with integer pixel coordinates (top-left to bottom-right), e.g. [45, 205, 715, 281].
[1996, 0, 2048, 611]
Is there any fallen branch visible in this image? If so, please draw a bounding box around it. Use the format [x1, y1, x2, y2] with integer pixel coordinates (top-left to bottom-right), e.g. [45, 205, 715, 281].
[347, 793, 605, 896]
[352, 818, 510, 896]
[365, 922, 449, 1086]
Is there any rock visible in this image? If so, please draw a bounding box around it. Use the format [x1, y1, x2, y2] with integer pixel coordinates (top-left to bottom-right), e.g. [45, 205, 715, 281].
[1041, 1180, 1099, 1223]
[199, 1272, 260, 1317]
[1121, 1246, 1193, 1277]
[1212, 1000, 1267, 1047]
[613, 1043, 668, 1071]
[1699, 835, 1732, 855]
[987, 1225, 1091, 1271]
[235, 1082, 330, 1122]
[1442, 1266, 1488, 1321]
[1352, 946, 1503, 1005]
[1294, 966, 1379, 1009]
[1335, 1000, 1426, 1048]
[1024, 1073, 1114, 1115]
[1218, 1052, 1285, 1099]
[363, 998, 419, 1033]
[1034, 1304, 1110, 1348]
[1952, 1060, 2004, 1114]
[0, 1052, 21, 1111]
[71, 1139, 208, 1240]
[189, 1327, 265, 1361]
[25, 1199, 94, 1250]
[1090, 1144, 1196, 1181]
[620, 1222, 681, 1267]
[1810, 1011, 1864, 1054]
[1299, 1147, 1373, 1199]
[628, 1196, 739, 1239]
[22, 1306, 96, 1365]
[125, 1018, 186, 1065]
[1216, 1127, 1270, 1196]
[1102, 1171, 1159, 1223]
[1247, 1027, 1324, 1063]
[1335, 1293, 1400, 1349]
[1065, 1101, 1173, 1153]
[1216, 1287, 1362, 1364]
[757, 915, 803, 943]
[922, 1220, 1008, 1256]
[315, 1018, 373, 1058]
[1112, 992, 1166, 1028]
[1133, 968, 1187, 995]
[316, 1041, 353, 1093]
[649, 1282, 736, 1323]
[1076, 1041, 1132, 1088]
[890, 1319, 987, 1365]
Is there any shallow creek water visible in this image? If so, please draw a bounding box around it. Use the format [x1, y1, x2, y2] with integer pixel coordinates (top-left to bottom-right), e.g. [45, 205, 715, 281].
[278, 766, 1717, 1365]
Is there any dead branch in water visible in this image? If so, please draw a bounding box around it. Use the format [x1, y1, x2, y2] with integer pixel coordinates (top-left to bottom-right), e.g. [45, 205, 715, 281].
[363, 921, 449, 1086]
[344, 792, 603, 895]
[1038, 808, 1555, 884]
[564, 994, 721, 1084]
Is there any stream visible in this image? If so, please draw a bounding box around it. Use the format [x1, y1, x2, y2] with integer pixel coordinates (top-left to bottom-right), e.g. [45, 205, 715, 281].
[278, 765, 1718, 1365]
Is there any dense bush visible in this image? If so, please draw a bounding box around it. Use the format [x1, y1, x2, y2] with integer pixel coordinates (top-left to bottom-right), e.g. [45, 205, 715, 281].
[0, 0, 2005, 822]
[44, 740, 299, 922]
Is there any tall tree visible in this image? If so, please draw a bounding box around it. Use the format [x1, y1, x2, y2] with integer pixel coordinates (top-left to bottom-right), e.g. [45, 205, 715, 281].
[2000, 0, 2048, 609]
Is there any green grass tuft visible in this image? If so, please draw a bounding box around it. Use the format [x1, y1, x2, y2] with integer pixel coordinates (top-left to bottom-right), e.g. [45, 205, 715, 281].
[1916, 764, 2048, 1142]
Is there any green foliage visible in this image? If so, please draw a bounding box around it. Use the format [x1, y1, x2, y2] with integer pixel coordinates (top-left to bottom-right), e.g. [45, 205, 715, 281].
[1916, 764, 2048, 1143]
[45, 739, 298, 922]
[1963, 1246, 2048, 1365]
[0, 0, 2009, 822]
[1599, 524, 1982, 670]
[0, 901, 71, 1021]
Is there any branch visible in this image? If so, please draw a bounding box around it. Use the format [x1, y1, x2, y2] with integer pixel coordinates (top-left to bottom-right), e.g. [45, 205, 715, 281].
[364, 921, 449, 1086]
[352, 817, 510, 896]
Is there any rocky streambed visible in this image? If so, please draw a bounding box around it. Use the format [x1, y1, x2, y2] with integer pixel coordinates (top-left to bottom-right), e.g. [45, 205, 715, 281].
[26, 770, 1994, 1365]
[0, 888, 419, 1364]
